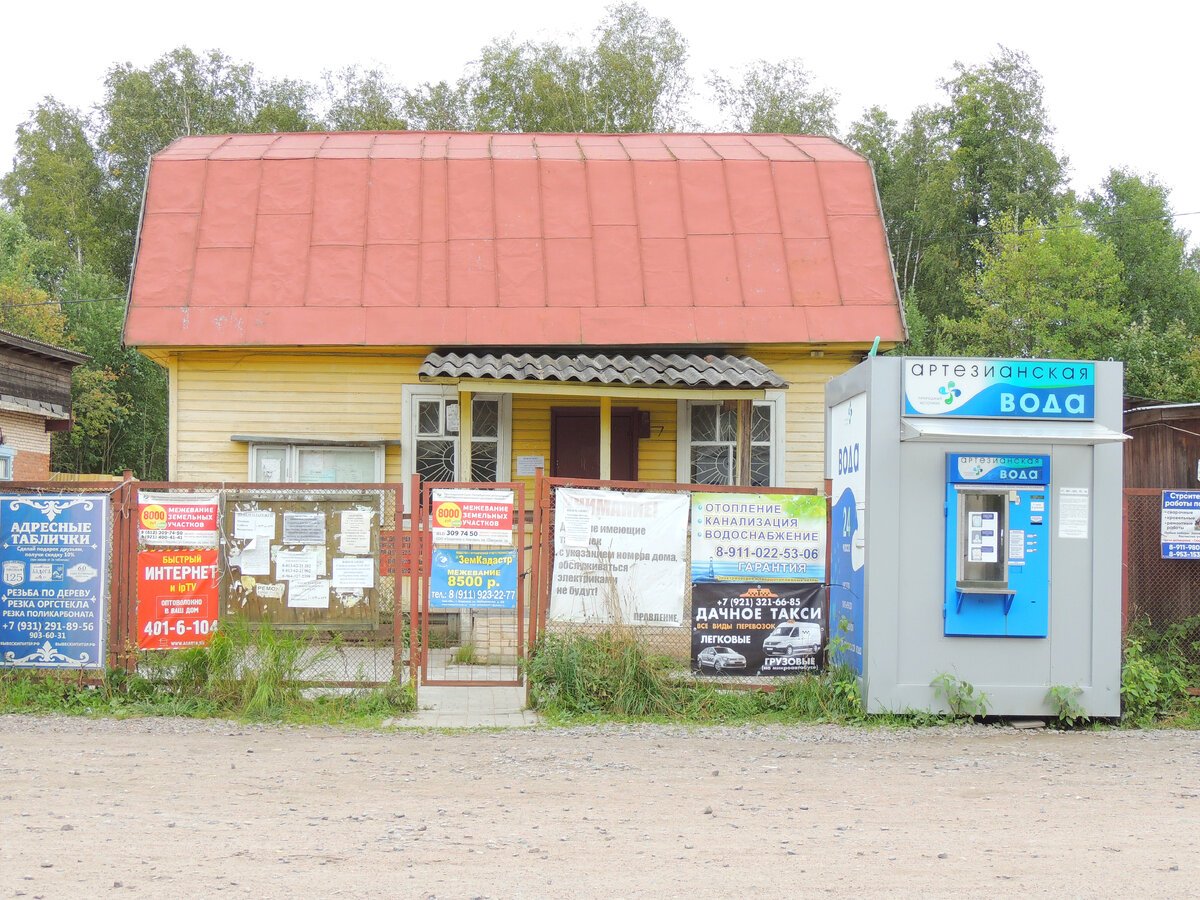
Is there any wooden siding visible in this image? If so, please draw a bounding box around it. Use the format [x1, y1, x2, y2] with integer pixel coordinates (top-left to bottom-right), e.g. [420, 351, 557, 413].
[170, 347, 864, 489]
[746, 347, 864, 488]
[172, 351, 421, 480]
[0, 345, 73, 411]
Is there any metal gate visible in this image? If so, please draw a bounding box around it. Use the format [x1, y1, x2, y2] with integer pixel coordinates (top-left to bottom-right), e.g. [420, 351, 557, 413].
[409, 478, 526, 687]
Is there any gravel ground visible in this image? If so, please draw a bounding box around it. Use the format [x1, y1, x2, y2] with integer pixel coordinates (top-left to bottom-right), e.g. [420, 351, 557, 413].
[0, 714, 1197, 898]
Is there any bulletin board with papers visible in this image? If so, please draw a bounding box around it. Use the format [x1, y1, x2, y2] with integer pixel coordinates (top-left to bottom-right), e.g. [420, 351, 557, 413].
[222, 490, 384, 630]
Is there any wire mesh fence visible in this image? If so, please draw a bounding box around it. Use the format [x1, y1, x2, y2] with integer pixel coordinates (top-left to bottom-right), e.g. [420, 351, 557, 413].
[1125, 489, 1200, 663]
[1, 479, 408, 686]
[532, 476, 824, 689]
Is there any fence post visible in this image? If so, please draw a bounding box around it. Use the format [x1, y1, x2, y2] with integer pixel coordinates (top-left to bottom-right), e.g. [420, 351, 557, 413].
[1121, 488, 1129, 637]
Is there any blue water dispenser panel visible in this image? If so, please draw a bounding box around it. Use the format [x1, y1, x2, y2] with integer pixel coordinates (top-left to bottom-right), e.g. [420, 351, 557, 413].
[944, 453, 1050, 637]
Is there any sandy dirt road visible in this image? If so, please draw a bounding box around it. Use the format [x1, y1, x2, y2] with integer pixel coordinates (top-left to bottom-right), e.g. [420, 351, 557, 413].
[0, 715, 1196, 899]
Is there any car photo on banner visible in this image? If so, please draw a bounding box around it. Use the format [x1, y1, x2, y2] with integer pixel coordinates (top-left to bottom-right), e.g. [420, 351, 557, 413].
[696, 646, 748, 674]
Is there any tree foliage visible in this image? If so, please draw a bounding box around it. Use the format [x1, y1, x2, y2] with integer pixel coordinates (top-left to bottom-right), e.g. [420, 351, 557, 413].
[709, 59, 837, 135]
[5, 9, 1200, 484]
[1081, 169, 1200, 331]
[940, 212, 1126, 359]
[852, 47, 1068, 325]
[461, 3, 691, 132]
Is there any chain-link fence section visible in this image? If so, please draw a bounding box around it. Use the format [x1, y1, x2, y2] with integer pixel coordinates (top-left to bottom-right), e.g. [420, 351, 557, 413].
[1125, 489, 1200, 663]
[1, 480, 407, 687]
[531, 477, 823, 689]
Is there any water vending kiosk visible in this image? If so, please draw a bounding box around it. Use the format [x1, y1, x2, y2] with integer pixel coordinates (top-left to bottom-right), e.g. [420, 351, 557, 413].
[825, 357, 1126, 716]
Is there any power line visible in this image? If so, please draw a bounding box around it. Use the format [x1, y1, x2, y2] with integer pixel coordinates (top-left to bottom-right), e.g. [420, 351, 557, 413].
[0, 295, 123, 310]
[916, 210, 1200, 244]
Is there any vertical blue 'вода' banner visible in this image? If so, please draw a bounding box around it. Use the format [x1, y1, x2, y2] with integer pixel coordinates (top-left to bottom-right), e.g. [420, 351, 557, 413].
[0, 494, 109, 669]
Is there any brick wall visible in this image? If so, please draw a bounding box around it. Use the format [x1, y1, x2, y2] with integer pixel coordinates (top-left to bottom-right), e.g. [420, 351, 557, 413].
[0, 409, 52, 480]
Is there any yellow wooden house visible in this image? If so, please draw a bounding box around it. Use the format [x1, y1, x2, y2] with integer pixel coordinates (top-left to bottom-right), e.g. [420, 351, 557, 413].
[124, 132, 905, 498]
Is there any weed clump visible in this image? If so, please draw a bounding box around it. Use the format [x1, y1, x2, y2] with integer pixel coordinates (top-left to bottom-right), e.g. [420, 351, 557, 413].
[0, 617, 415, 725]
[525, 627, 863, 723]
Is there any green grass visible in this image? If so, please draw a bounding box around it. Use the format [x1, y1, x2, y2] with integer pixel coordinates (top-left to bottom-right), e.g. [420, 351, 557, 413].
[1121, 616, 1200, 728]
[525, 629, 865, 725]
[0, 617, 416, 726]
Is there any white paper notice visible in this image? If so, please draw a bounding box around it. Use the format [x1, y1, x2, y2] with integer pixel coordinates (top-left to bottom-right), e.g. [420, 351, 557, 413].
[1058, 487, 1090, 539]
[332, 556, 375, 589]
[339, 510, 372, 554]
[235, 538, 271, 576]
[562, 507, 592, 548]
[1009, 529, 1026, 561]
[282, 512, 326, 544]
[288, 580, 331, 609]
[260, 458, 281, 483]
[276, 550, 319, 582]
[516, 455, 545, 476]
[234, 509, 276, 540]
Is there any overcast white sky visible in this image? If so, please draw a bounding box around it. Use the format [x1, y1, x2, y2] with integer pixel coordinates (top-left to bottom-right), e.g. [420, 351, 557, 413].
[5, 0, 1199, 243]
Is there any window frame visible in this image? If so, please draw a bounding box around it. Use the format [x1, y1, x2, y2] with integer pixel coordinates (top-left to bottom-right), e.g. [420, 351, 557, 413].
[0, 445, 14, 481]
[400, 384, 512, 508]
[247, 443, 385, 484]
[675, 392, 786, 487]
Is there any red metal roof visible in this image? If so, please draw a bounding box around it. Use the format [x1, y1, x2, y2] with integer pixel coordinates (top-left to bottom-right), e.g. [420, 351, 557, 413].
[124, 133, 905, 348]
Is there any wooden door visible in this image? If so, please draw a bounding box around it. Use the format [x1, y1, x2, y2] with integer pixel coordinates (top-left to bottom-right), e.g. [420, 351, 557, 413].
[550, 407, 639, 480]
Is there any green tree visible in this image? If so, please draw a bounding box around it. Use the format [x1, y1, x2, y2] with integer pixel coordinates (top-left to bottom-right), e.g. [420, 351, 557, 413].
[709, 58, 837, 134]
[940, 212, 1126, 359]
[1081, 168, 1200, 331]
[323, 66, 407, 131]
[403, 81, 470, 131]
[1115, 316, 1200, 402]
[1, 100, 114, 276]
[860, 48, 1067, 329]
[464, 2, 691, 132]
[0, 208, 68, 343]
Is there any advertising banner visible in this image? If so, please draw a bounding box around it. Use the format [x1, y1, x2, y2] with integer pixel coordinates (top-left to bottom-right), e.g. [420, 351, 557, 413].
[429, 549, 518, 609]
[137, 549, 219, 650]
[431, 489, 514, 546]
[691, 582, 825, 676]
[138, 491, 219, 548]
[903, 358, 1095, 420]
[690, 493, 826, 583]
[829, 393, 866, 673]
[0, 494, 108, 669]
[1161, 490, 1200, 559]
[549, 488, 688, 627]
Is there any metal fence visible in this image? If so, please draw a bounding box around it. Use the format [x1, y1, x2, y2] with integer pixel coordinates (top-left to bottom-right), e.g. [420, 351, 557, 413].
[530, 473, 823, 689]
[1124, 489, 1200, 661]
[2, 477, 407, 686]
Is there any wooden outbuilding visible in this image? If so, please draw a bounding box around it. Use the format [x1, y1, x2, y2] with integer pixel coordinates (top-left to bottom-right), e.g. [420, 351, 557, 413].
[0, 329, 88, 480]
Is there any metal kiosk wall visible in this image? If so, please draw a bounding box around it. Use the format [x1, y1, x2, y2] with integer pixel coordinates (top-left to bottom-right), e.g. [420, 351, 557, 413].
[824, 357, 1127, 717]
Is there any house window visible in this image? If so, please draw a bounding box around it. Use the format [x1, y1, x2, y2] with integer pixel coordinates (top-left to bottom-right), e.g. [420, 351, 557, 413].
[0, 445, 14, 481]
[402, 385, 511, 503]
[248, 444, 383, 483]
[676, 394, 785, 487]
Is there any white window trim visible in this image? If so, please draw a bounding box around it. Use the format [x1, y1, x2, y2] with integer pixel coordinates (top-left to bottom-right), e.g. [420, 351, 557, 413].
[400, 384, 512, 508]
[247, 442, 385, 483]
[0, 445, 15, 481]
[675, 392, 787, 486]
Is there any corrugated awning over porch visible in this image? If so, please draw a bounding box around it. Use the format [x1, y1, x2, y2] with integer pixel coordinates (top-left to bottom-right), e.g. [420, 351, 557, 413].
[418, 350, 787, 398]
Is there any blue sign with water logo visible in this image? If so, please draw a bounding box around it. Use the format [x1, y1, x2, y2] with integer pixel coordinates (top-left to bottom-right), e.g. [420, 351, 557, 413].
[904, 358, 1094, 420]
